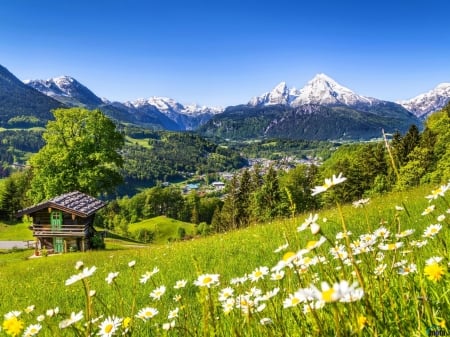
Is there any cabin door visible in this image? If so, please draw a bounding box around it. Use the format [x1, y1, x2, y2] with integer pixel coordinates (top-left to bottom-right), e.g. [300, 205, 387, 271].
[51, 211, 64, 253]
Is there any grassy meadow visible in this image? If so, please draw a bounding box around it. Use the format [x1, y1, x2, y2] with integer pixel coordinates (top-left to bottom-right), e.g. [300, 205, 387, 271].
[1, 182, 449, 336]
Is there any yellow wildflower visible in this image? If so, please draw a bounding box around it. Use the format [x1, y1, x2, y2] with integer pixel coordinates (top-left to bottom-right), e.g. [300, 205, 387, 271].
[2, 316, 24, 337]
[424, 263, 445, 282]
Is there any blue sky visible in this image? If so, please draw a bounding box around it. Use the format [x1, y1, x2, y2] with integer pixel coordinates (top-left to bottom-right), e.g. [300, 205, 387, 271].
[1, 0, 450, 107]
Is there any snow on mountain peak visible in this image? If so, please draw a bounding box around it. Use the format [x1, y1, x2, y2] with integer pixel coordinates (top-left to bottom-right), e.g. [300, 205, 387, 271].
[249, 74, 377, 108]
[398, 82, 450, 118]
[128, 96, 223, 116]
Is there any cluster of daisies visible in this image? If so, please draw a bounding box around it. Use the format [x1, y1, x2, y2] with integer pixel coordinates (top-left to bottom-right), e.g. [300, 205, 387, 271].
[1, 176, 449, 336]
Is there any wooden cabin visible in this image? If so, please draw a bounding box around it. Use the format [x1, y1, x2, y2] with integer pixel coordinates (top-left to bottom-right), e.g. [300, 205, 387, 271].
[16, 191, 106, 253]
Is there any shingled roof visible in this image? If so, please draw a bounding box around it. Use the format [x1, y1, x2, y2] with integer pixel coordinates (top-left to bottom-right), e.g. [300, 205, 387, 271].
[16, 191, 106, 218]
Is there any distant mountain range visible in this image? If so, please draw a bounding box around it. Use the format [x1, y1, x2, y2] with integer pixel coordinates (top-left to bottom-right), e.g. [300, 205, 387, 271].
[1, 64, 449, 140]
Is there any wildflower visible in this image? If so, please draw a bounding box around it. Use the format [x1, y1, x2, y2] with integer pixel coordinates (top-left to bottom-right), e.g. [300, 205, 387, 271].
[140, 267, 159, 284]
[297, 213, 320, 232]
[249, 266, 269, 282]
[274, 242, 289, 253]
[423, 224, 442, 238]
[410, 239, 428, 248]
[270, 270, 285, 281]
[46, 307, 59, 317]
[221, 298, 235, 314]
[162, 321, 175, 330]
[173, 279, 187, 289]
[59, 311, 83, 329]
[4, 311, 21, 319]
[310, 223, 320, 235]
[173, 294, 182, 302]
[260, 317, 273, 325]
[422, 205, 436, 215]
[23, 323, 41, 337]
[374, 264, 387, 276]
[330, 244, 348, 260]
[2, 316, 24, 336]
[374, 226, 390, 239]
[89, 290, 96, 297]
[437, 214, 446, 222]
[358, 315, 368, 330]
[305, 236, 327, 251]
[424, 263, 446, 282]
[426, 256, 443, 265]
[149, 285, 166, 300]
[425, 184, 449, 201]
[338, 281, 364, 302]
[97, 316, 122, 337]
[65, 266, 97, 286]
[314, 282, 340, 303]
[311, 173, 347, 196]
[75, 261, 84, 270]
[378, 242, 403, 251]
[395, 229, 415, 238]
[264, 287, 280, 300]
[136, 307, 159, 321]
[194, 274, 220, 288]
[168, 308, 179, 320]
[395, 205, 404, 211]
[283, 292, 304, 308]
[24, 305, 35, 314]
[105, 272, 119, 285]
[336, 231, 352, 240]
[36, 315, 45, 322]
[218, 287, 234, 302]
[375, 252, 384, 261]
[230, 275, 247, 285]
[353, 198, 370, 208]
[398, 263, 417, 275]
[128, 260, 136, 268]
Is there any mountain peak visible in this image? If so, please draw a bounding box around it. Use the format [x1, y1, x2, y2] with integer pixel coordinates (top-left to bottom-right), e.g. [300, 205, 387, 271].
[249, 74, 377, 108]
[25, 75, 103, 107]
[398, 82, 450, 118]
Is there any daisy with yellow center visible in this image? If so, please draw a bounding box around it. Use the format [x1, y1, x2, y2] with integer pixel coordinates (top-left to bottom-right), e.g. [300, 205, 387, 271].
[249, 266, 269, 282]
[194, 273, 220, 288]
[311, 173, 347, 196]
[149, 285, 166, 300]
[136, 307, 159, 321]
[423, 224, 443, 238]
[23, 323, 41, 337]
[97, 316, 122, 337]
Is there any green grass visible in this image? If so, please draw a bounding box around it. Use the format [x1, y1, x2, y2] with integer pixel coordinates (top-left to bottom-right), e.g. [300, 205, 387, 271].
[125, 135, 153, 149]
[128, 215, 196, 244]
[0, 183, 449, 336]
[0, 221, 34, 240]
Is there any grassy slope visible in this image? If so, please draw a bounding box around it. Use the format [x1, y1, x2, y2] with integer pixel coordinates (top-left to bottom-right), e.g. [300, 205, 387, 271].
[128, 215, 196, 244]
[0, 184, 447, 335]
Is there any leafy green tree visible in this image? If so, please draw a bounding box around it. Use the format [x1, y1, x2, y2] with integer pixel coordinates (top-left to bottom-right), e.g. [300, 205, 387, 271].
[29, 108, 124, 201]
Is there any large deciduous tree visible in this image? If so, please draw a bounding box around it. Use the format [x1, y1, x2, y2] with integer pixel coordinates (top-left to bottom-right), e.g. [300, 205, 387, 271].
[29, 108, 124, 202]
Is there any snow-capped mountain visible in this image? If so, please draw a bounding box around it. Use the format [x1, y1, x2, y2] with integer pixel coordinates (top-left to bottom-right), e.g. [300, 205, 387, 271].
[24, 76, 103, 108]
[125, 97, 223, 130]
[398, 83, 450, 119]
[249, 73, 379, 108]
[25, 76, 223, 130]
[126, 96, 222, 117]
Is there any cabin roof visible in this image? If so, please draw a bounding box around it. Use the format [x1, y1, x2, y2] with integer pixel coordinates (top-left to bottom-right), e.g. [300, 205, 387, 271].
[16, 191, 106, 218]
